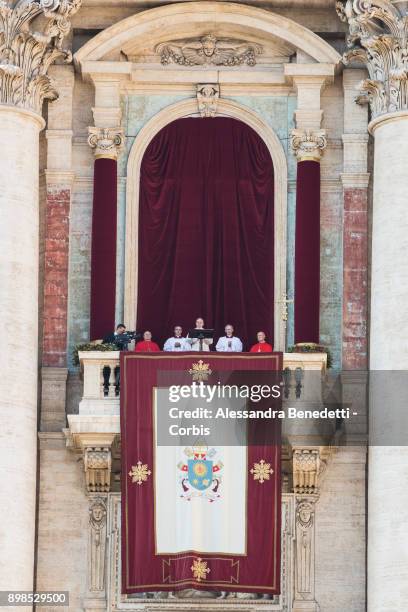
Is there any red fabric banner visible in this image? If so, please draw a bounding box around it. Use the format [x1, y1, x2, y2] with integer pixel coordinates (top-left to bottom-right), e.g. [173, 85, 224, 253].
[90, 157, 117, 340]
[294, 159, 320, 343]
[121, 352, 282, 595]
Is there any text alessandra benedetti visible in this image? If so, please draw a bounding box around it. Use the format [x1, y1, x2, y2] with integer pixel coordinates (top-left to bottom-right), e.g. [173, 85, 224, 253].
[168, 406, 352, 420]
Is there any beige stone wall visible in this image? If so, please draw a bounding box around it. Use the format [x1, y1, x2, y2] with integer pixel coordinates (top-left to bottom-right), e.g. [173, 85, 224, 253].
[34, 441, 366, 612]
[315, 447, 366, 612]
[36, 434, 89, 611]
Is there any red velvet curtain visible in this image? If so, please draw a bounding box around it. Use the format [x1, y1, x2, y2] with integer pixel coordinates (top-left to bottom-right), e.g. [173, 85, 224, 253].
[90, 158, 117, 340]
[294, 160, 320, 343]
[136, 117, 274, 349]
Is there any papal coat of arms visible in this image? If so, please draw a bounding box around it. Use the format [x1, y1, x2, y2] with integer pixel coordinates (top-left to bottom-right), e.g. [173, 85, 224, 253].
[177, 445, 223, 502]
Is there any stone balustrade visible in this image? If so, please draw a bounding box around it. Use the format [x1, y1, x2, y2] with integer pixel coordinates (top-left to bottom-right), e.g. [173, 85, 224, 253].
[65, 351, 328, 491]
[73, 349, 327, 421]
[79, 350, 121, 413]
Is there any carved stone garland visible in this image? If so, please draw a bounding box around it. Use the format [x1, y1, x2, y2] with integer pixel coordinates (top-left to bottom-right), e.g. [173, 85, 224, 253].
[156, 34, 263, 67]
[336, 0, 408, 119]
[0, 0, 81, 114]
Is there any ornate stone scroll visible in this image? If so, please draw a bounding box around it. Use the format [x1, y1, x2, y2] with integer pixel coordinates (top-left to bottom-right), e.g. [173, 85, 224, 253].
[88, 496, 107, 592]
[336, 0, 408, 119]
[196, 83, 219, 118]
[293, 448, 322, 495]
[87, 127, 124, 160]
[156, 34, 263, 67]
[292, 447, 330, 612]
[294, 497, 317, 611]
[83, 446, 112, 493]
[291, 128, 327, 162]
[0, 0, 81, 114]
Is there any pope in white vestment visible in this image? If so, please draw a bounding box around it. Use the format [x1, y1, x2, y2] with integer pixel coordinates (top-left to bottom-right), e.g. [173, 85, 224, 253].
[185, 317, 213, 351]
[163, 326, 188, 351]
[216, 324, 243, 352]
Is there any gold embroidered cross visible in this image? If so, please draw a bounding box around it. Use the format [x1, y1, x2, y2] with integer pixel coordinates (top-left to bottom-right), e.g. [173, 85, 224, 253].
[128, 461, 151, 485]
[250, 459, 274, 484]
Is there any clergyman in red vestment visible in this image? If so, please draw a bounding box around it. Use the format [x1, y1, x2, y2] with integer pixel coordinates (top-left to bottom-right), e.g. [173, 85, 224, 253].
[249, 330, 273, 353]
[135, 330, 160, 352]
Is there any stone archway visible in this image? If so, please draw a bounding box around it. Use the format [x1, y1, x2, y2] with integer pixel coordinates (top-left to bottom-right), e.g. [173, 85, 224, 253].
[74, 0, 340, 352]
[123, 98, 288, 350]
[74, 1, 340, 65]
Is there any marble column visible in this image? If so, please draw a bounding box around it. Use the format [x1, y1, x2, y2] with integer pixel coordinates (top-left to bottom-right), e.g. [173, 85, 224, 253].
[337, 2, 408, 610]
[41, 66, 76, 432]
[291, 130, 327, 344]
[341, 69, 370, 370]
[0, 106, 44, 598]
[87, 127, 123, 340]
[0, 0, 81, 602]
[286, 65, 332, 346]
[341, 69, 370, 447]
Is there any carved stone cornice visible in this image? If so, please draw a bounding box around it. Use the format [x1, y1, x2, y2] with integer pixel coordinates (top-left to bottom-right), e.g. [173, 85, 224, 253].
[291, 128, 327, 162]
[87, 126, 124, 160]
[0, 0, 81, 115]
[64, 425, 117, 493]
[196, 83, 219, 118]
[156, 34, 263, 67]
[336, 0, 408, 120]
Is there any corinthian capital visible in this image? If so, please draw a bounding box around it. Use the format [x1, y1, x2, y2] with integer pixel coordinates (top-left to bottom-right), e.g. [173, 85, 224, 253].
[0, 0, 82, 115]
[336, 0, 408, 120]
[291, 128, 327, 162]
[88, 127, 124, 160]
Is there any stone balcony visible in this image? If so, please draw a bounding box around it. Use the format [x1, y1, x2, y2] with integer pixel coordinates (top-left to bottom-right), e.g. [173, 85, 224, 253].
[65, 350, 329, 492]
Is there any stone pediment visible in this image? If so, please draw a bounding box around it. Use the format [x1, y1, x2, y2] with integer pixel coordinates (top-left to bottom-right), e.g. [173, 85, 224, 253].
[74, 2, 340, 67]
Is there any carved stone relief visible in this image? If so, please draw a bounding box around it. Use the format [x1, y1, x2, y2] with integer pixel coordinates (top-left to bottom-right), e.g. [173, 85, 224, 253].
[0, 0, 81, 114]
[196, 83, 219, 118]
[88, 127, 124, 160]
[156, 34, 263, 67]
[88, 496, 108, 592]
[337, 0, 408, 119]
[291, 129, 327, 162]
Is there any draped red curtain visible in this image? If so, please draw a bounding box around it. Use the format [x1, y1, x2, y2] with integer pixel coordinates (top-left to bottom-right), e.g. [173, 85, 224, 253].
[90, 157, 117, 340]
[136, 117, 274, 350]
[294, 160, 320, 343]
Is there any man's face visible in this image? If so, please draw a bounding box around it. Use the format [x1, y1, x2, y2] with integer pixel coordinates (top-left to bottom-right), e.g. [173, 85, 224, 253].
[225, 325, 233, 337]
[117, 326, 126, 335]
[144, 331, 152, 341]
[174, 326, 182, 337]
[257, 331, 266, 343]
[92, 506, 104, 521]
[196, 318, 204, 329]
